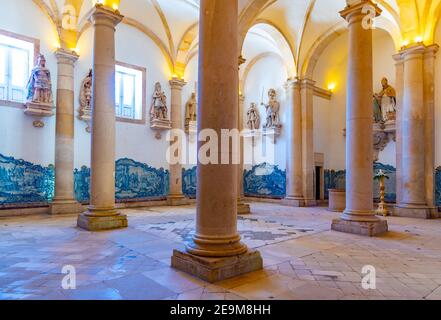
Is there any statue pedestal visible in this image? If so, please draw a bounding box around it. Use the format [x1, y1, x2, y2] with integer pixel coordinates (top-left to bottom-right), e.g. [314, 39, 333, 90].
[262, 126, 282, 143]
[243, 129, 261, 147]
[185, 120, 197, 142]
[373, 120, 396, 161]
[151, 118, 172, 139]
[24, 102, 54, 117]
[78, 108, 92, 133]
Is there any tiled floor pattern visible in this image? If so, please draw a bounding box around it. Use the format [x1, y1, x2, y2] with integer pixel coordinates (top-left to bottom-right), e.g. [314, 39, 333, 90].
[1, 203, 441, 300]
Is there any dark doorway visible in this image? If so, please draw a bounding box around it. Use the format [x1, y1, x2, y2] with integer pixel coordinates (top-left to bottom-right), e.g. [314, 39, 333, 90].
[315, 166, 321, 200]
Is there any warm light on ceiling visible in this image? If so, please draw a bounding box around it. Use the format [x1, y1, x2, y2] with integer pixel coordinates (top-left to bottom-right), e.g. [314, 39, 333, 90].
[94, 0, 120, 10]
[414, 36, 423, 44]
[327, 83, 336, 92]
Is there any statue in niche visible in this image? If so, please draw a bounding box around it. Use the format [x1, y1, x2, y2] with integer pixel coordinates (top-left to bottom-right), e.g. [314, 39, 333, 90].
[261, 88, 281, 129]
[373, 77, 397, 123]
[79, 69, 92, 111]
[78, 69, 93, 132]
[26, 54, 53, 105]
[246, 102, 260, 130]
[185, 92, 197, 125]
[150, 82, 168, 120]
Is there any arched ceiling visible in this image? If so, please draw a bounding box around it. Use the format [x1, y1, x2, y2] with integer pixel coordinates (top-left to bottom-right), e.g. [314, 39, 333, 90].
[32, 0, 441, 78]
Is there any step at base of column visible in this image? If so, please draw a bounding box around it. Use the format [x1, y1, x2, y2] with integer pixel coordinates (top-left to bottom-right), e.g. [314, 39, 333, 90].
[50, 201, 83, 215]
[331, 219, 388, 237]
[393, 206, 439, 219]
[237, 202, 251, 215]
[77, 213, 128, 231]
[167, 196, 190, 206]
[171, 249, 263, 283]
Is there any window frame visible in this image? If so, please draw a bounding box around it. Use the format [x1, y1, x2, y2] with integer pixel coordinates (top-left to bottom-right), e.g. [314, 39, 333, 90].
[115, 61, 146, 125]
[0, 29, 40, 109]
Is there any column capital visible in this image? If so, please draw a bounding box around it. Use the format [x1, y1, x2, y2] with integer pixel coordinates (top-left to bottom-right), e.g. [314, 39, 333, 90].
[285, 77, 301, 90]
[398, 44, 434, 60]
[340, 0, 381, 23]
[169, 77, 187, 90]
[300, 78, 316, 90]
[90, 4, 124, 27]
[54, 48, 79, 65]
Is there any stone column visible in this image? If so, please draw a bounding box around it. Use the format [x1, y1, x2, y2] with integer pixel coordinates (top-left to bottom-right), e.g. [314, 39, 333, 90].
[50, 49, 82, 215]
[167, 77, 188, 206]
[284, 78, 304, 206]
[77, 4, 127, 231]
[393, 53, 404, 206]
[300, 79, 317, 206]
[172, 0, 262, 283]
[237, 94, 251, 214]
[394, 44, 438, 219]
[331, 1, 388, 236]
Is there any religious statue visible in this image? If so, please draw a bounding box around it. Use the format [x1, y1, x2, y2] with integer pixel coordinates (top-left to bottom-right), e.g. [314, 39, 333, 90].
[150, 82, 168, 120]
[78, 69, 93, 132]
[373, 77, 396, 123]
[246, 102, 260, 130]
[261, 88, 281, 129]
[79, 69, 92, 111]
[185, 92, 197, 125]
[26, 54, 53, 105]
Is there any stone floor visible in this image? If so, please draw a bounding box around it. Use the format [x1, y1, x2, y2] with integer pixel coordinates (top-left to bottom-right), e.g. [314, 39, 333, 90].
[1, 202, 441, 300]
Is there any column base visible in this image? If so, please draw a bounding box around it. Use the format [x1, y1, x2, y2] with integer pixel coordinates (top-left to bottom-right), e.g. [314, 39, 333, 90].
[331, 217, 388, 237]
[282, 197, 305, 207]
[304, 198, 318, 207]
[393, 205, 439, 219]
[50, 199, 83, 215]
[171, 249, 263, 283]
[167, 195, 189, 206]
[77, 210, 128, 231]
[237, 201, 251, 215]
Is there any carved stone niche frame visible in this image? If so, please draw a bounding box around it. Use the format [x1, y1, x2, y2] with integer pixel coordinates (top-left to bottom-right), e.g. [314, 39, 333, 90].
[342, 119, 396, 162]
[373, 120, 396, 162]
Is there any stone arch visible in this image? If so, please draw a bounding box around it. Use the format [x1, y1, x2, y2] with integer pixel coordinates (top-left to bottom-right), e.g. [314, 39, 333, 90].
[301, 17, 402, 79]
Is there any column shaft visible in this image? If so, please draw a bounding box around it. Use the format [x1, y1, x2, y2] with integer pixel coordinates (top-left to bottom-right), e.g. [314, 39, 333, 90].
[168, 78, 188, 206]
[300, 79, 317, 206]
[237, 94, 250, 214]
[77, 5, 127, 231]
[331, 1, 388, 236]
[172, 0, 262, 283]
[51, 49, 82, 214]
[284, 79, 304, 206]
[395, 44, 438, 218]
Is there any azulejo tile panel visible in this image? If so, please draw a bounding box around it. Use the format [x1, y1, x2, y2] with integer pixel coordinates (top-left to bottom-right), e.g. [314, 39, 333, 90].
[0, 153, 54, 206]
[244, 163, 286, 198]
[324, 162, 397, 203]
[182, 166, 197, 199]
[0, 153, 169, 206]
[75, 158, 170, 203]
[436, 167, 441, 207]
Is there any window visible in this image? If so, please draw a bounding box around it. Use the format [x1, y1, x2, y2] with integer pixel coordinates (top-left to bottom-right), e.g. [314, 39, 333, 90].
[115, 63, 145, 123]
[0, 32, 35, 103]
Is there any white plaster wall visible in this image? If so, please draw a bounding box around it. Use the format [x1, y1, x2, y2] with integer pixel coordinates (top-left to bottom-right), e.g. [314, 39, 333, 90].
[74, 23, 191, 170]
[242, 55, 288, 170]
[0, 0, 59, 166]
[313, 29, 397, 170]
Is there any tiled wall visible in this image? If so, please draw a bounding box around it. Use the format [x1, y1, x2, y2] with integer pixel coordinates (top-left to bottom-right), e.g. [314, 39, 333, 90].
[324, 162, 397, 203]
[0, 153, 169, 206]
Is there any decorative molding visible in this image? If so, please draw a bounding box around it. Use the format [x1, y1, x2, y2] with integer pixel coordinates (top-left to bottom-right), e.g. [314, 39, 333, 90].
[244, 163, 286, 198]
[313, 85, 333, 100]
